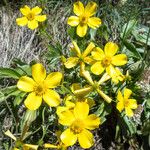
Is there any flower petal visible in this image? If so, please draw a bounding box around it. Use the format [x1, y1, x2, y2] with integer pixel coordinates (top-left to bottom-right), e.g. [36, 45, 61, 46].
[77, 24, 88, 37]
[16, 17, 28, 26]
[45, 72, 62, 88]
[82, 42, 95, 57]
[61, 129, 77, 146]
[116, 101, 124, 112]
[72, 41, 81, 56]
[28, 20, 38, 30]
[85, 2, 97, 17]
[58, 110, 75, 126]
[44, 143, 57, 148]
[31, 6, 42, 15]
[98, 73, 111, 85]
[129, 99, 138, 109]
[81, 70, 94, 85]
[88, 17, 101, 29]
[64, 57, 79, 68]
[125, 107, 133, 117]
[32, 63, 46, 83]
[17, 76, 36, 92]
[78, 129, 94, 149]
[91, 47, 105, 61]
[124, 88, 132, 99]
[4, 130, 16, 141]
[35, 15, 46, 22]
[20, 5, 30, 16]
[84, 114, 100, 130]
[112, 54, 127, 66]
[104, 42, 118, 57]
[24, 92, 42, 110]
[91, 62, 105, 75]
[23, 144, 38, 150]
[96, 89, 112, 103]
[117, 91, 124, 102]
[73, 86, 93, 98]
[43, 89, 60, 107]
[73, 1, 84, 16]
[84, 56, 94, 64]
[67, 16, 79, 26]
[56, 106, 69, 117]
[106, 64, 116, 77]
[74, 102, 89, 120]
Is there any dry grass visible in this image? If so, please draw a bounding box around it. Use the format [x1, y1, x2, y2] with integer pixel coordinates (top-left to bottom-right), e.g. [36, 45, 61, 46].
[0, 6, 45, 67]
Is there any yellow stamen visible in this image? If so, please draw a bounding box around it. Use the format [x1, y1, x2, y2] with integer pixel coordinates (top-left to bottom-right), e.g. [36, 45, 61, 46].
[27, 13, 35, 21]
[102, 57, 112, 67]
[70, 119, 84, 134]
[124, 99, 129, 107]
[79, 15, 88, 25]
[34, 83, 47, 96]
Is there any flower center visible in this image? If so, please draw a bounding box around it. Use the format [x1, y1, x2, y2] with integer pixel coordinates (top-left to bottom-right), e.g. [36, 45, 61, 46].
[124, 99, 129, 107]
[27, 13, 35, 21]
[34, 83, 47, 96]
[80, 15, 88, 25]
[102, 57, 111, 67]
[70, 119, 84, 134]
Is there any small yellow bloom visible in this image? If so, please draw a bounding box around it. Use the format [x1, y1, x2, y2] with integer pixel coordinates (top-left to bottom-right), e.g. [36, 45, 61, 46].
[68, 1, 101, 37]
[5, 130, 38, 150]
[16, 5, 46, 30]
[17, 63, 62, 110]
[81, 70, 112, 103]
[116, 88, 138, 117]
[57, 83, 94, 117]
[64, 41, 95, 69]
[91, 42, 127, 77]
[71, 83, 95, 107]
[59, 102, 100, 149]
[111, 68, 125, 84]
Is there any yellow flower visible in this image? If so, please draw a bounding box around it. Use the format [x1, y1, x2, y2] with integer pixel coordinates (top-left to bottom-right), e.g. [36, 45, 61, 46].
[56, 83, 94, 117]
[5, 130, 38, 150]
[59, 102, 100, 149]
[17, 63, 62, 110]
[111, 68, 125, 84]
[68, 1, 101, 37]
[16, 5, 46, 30]
[91, 42, 127, 77]
[116, 88, 138, 117]
[64, 41, 95, 69]
[81, 70, 112, 103]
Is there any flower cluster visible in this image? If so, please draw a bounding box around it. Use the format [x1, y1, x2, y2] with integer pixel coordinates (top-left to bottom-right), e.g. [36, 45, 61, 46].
[5, 1, 139, 150]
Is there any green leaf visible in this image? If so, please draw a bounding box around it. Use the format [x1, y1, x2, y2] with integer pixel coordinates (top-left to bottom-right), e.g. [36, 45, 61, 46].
[121, 20, 137, 39]
[90, 28, 97, 40]
[23, 110, 37, 126]
[132, 25, 150, 46]
[0, 86, 21, 103]
[122, 40, 142, 59]
[0, 67, 21, 79]
[95, 102, 105, 116]
[67, 27, 76, 39]
[123, 116, 137, 135]
[13, 92, 26, 107]
[15, 65, 32, 76]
